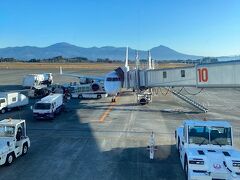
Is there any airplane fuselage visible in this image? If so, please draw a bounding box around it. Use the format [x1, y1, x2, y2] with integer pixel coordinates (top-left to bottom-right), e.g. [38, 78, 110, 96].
[104, 71, 122, 96]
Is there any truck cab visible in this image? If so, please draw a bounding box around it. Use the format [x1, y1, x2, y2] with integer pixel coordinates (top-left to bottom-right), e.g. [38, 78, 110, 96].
[42, 73, 53, 86]
[0, 92, 29, 114]
[0, 119, 30, 165]
[0, 98, 7, 113]
[176, 120, 240, 180]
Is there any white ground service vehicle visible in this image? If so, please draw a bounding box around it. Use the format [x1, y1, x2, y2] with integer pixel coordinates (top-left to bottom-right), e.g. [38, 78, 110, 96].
[22, 73, 53, 88]
[68, 83, 106, 99]
[33, 94, 63, 120]
[28, 85, 50, 98]
[0, 92, 29, 114]
[176, 120, 240, 180]
[136, 92, 152, 105]
[0, 119, 30, 165]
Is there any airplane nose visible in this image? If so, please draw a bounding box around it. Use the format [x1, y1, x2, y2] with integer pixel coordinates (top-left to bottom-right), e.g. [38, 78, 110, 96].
[104, 82, 121, 95]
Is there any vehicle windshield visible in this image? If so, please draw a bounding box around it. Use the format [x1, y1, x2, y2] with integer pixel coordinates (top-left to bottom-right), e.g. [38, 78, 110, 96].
[0, 125, 15, 137]
[34, 103, 51, 110]
[0, 98, 5, 107]
[210, 127, 232, 146]
[188, 126, 209, 145]
[188, 126, 232, 146]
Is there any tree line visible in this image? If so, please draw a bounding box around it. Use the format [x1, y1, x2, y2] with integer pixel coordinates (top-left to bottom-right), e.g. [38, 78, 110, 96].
[0, 56, 219, 64]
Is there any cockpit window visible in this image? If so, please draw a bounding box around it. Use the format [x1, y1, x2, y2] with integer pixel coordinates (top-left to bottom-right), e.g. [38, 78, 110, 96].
[106, 77, 120, 81]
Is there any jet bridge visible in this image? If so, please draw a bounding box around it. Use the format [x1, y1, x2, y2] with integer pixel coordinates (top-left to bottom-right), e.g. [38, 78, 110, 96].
[126, 61, 240, 110]
[127, 61, 240, 89]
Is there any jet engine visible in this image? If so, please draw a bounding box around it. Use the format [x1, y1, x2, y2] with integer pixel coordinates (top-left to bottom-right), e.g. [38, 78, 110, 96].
[91, 83, 100, 91]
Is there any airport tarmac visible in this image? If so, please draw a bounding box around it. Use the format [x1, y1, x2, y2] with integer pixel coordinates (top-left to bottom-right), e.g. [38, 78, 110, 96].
[0, 69, 240, 180]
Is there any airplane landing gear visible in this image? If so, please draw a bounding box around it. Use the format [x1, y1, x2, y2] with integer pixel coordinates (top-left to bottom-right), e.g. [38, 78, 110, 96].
[111, 96, 116, 102]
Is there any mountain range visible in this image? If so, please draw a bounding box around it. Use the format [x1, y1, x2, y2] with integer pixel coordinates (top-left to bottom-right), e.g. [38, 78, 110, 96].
[0, 42, 203, 61]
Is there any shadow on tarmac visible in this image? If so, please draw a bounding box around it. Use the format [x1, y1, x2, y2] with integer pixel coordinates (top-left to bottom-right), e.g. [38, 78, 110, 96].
[0, 95, 185, 180]
[0, 85, 25, 91]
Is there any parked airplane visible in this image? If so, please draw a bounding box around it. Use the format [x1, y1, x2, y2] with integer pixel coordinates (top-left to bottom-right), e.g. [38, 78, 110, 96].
[60, 47, 130, 102]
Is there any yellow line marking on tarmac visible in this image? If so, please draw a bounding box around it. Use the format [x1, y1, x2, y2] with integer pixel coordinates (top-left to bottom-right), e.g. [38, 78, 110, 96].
[99, 96, 120, 123]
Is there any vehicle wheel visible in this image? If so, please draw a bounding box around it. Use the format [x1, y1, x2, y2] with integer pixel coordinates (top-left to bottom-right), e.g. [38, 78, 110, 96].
[1, 108, 6, 114]
[184, 156, 188, 178]
[22, 143, 28, 155]
[97, 95, 101, 99]
[177, 138, 180, 156]
[78, 95, 83, 99]
[6, 153, 14, 165]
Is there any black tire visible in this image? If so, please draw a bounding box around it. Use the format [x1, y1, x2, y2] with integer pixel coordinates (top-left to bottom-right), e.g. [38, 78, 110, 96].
[97, 95, 101, 99]
[5, 153, 14, 165]
[78, 94, 83, 99]
[22, 143, 28, 155]
[58, 106, 63, 114]
[1, 108, 6, 114]
[139, 98, 147, 105]
[184, 156, 188, 178]
[177, 138, 180, 156]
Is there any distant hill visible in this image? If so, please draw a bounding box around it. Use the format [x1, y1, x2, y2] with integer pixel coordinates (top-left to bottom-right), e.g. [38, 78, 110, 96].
[0, 42, 202, 61]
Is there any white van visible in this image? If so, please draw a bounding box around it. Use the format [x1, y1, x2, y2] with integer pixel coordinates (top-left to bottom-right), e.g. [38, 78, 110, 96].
[0, 92, 29, 114]
[33, 94, 63, 120]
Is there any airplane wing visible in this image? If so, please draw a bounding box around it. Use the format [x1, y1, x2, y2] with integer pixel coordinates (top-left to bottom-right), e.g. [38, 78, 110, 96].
[59, 67, 105, 81]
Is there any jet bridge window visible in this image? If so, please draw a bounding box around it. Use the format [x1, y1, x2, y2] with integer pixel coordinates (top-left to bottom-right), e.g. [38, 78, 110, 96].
[181, 70, 185, 77]
[163, 71, 167, 78]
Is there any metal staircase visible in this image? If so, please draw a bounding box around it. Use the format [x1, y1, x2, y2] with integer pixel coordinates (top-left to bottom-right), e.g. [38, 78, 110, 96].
[170, 89, 208, 113]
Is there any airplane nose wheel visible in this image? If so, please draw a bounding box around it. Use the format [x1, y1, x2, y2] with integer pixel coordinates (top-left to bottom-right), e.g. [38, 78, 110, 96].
[111, 96, 116, 102]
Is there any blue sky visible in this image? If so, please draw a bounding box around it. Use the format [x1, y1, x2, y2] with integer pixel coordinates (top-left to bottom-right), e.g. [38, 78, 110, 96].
[0, 0, 240, 56]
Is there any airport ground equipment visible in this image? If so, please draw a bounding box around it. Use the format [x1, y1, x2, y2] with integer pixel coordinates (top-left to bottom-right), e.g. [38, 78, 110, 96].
[175, 120, 240, 180]
[22, 73, 53, 88]
[0, 119, 30, 165]
[126, 60, 240, 108]
[0, 92, 29, 114]
[28, 85, 51, 98]
[147, 132, 157, 159]
[170, 89, 208, 113]
[67, 83, 106, 99]
[33, 94, 63, 120]
[136, 92, 152, 105]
